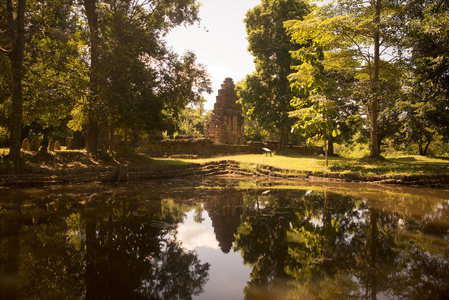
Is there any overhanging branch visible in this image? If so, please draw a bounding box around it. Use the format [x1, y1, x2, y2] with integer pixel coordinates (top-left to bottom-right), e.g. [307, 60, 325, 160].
[0, 46, 12, 54]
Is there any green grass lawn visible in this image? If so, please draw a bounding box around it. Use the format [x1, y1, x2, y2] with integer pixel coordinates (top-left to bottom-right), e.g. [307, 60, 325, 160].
[181, 154, 449, 176]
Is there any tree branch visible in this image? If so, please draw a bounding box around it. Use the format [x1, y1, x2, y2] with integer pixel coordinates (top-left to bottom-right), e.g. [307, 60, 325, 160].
[0, 46, 12, 54]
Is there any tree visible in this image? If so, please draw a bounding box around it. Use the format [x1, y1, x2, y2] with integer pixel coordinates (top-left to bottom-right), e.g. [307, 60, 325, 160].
[288, 43, 352, 166]
[80, 0, 208, 152]
[83, 0, 101, 153]
[240, 0, 310, 150]
[176, 103, 209, 137]
[1, 0, 26, 164]
[405, 0, 449, 144]
[22, 0, 88, 154]
[155, 51, 212, 137]
[285, 0, 405, 157]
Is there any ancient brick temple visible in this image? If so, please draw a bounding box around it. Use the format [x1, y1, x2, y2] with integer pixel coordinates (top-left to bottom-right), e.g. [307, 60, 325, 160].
[204, 77, 244, 145]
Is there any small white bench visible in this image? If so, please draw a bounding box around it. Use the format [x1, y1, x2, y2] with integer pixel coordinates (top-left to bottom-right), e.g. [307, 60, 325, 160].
[262, 147, 272, 156]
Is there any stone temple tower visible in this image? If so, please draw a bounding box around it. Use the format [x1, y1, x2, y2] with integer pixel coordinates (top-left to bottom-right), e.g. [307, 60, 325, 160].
[204, 77, 244, 145]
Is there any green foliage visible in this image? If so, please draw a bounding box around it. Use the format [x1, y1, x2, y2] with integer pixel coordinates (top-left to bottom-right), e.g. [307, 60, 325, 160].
[175, 104, 209, 137]
[89, 0, 211, 139]
[285, 0, 408, 157]
[1, 0, 211, 154]
[23, 32, 88, 128]
[239, 0, 311, 148]
[290, 95, 341, 145]
[402, 0, 449, 147]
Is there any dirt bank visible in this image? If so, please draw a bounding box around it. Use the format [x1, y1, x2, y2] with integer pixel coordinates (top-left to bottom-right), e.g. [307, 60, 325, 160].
[1, 160, 448, 189]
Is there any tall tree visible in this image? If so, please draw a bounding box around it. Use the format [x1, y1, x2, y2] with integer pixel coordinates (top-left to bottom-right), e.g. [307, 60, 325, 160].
[405, 0, 449, 140]
[1, 0, 26, 164]
[83, 0, 101, 153]
[22, 0, 88, 153]
[288, 41, 361, 164]
[288, 44, 342, 166]
[285, 0, 405, 157]
[80, 0, 206, 152]
[240, 0, 310, 150]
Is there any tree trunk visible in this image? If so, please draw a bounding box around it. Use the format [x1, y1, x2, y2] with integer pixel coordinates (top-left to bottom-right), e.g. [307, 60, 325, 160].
[324, 135, 328, 167]
[86, 115, 99, 153]
[84, 0, 100, 153]
[419, 138, 432, 156]
[109, 124, 115, 151]
[377, 135, 382, 155]
[328, 138, 334, 156]
[40, 131, 49, 155]
[278, 109, 287, 150]
[279, 126, 286, 150]
[370, 0, 381, 158]
[5, 0, 26, 165]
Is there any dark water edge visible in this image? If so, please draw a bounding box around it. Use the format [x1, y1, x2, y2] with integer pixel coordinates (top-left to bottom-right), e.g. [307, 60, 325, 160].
[1, 176, 448, 300]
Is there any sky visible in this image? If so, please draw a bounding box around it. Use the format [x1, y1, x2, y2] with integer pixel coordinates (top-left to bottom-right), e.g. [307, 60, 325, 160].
[165, 0, 261, 110]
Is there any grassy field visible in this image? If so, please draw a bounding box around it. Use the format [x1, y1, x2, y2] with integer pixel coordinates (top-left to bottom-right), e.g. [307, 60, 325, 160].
[181, 153, 449, 176]
[1, 148, 448, 176]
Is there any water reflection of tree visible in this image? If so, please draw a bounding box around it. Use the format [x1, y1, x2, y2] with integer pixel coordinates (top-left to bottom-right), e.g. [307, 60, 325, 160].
[0, 193, 210, 300]
[286, 190, 449, 300]
[234, 190, 312, 299]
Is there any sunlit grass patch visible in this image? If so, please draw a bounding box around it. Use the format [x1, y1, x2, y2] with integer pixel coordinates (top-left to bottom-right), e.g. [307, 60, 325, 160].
[1, 148, 448, 176]
[183, 153, 449, 176]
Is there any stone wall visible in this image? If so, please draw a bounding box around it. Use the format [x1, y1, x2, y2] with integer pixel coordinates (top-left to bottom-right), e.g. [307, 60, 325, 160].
[146, 138, 323, 157]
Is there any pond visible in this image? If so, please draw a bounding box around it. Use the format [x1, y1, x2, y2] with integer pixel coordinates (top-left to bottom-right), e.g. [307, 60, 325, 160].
[1, 177, 448, 300]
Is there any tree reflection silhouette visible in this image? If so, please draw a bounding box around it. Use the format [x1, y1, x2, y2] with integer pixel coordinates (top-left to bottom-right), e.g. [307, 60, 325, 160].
[0, 194, 210, 300]
[234, 190, 311, 299]
[286, 190, 449, 300]
[85, 196, 211, 300]
[1, 182, 448, 300]
[233, 188, 449, 299]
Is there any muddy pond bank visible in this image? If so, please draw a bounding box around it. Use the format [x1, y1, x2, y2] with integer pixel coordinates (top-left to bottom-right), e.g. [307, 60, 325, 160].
[1, 160, 449, 189]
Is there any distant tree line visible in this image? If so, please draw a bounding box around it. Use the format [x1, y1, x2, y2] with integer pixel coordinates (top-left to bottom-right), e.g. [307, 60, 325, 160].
[1, 0, 211, 164]
[238, 0, 448, 157]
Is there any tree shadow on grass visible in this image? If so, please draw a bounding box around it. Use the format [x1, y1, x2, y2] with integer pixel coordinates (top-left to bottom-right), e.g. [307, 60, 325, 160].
[330, 156, 449, 175]
[434, 156, 449, 161]
[4, 150, 193, 169]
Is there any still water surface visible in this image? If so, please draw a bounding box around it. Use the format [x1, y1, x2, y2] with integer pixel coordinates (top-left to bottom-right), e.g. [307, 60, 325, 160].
[1, 177, 448, 299]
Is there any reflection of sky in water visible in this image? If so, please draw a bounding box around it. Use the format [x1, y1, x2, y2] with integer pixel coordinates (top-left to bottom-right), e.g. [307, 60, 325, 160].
[177, 207, 251, 300]
[177, 208, 219, 250]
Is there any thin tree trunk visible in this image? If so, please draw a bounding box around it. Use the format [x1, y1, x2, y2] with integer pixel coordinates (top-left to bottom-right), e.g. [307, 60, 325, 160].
[124, 125, 128, 152]
[423, 141, 431, 155]
[5, 0, 26, 165]
[40, 131, 49, 155]
[109, 124, 115, 151]
[324, 135, 328, 167]
[370, 0, 381, 158]
[328, 138, 334, 156]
